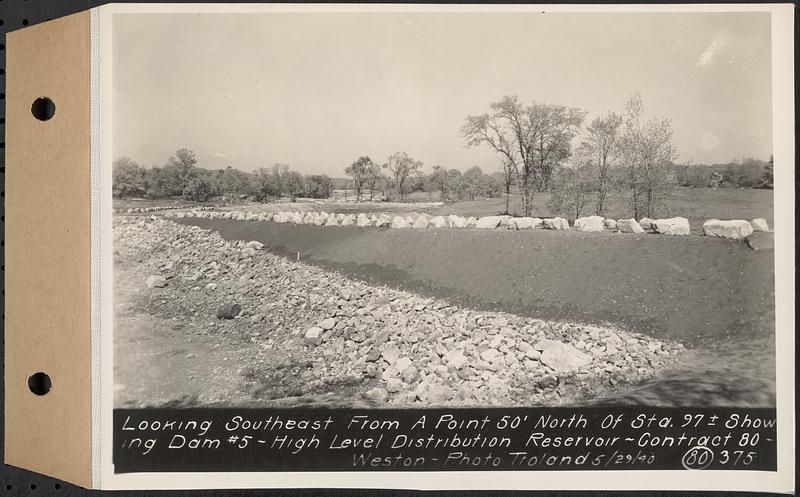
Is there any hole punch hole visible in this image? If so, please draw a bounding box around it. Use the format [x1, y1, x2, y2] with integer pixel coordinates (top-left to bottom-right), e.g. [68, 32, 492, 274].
[27, 372, 52, 396]
[31, 97, 56, 121]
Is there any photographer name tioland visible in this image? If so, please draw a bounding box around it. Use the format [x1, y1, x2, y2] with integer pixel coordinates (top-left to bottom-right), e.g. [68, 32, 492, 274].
[114, 408, 776, 472]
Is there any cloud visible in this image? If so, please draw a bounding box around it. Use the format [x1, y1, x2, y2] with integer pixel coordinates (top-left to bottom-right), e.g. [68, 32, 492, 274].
[212, 151, 229, 158]
[697, 34, 728, 68]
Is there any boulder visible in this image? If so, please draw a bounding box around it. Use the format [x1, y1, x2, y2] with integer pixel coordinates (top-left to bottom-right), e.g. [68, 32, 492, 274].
[543, 217, 569, 230]
[652, 217, 690, 236]
[638, 218, 654, 232]
[318, 318, 336, 330]
[539, 343, 592, 372]
[290, 212, 304, 224]
[146, 275, 167, 288]
[475, 216, 502, 229]
[336, 213, 346, 221]
[498, 215, 514, 228]
[340, 214, 355, 226]
[445, 348, 468, 369]
[245, 240, 264, 250]
[751, 218, 770, 232]
[512, 217, 542, 230]
[745, 231, 774, 251]
[448, 215, 467, 228]
[617, 218, 644, 233]
[390, 216, 409, 229]
[603, 219, 618, 230]
[356, 213, 372, 227]
[314, 212, 330, 226]
[324, 216, 339, 226]
[465, 217, 478, 227]
[431, 216, 449, 228]
[412, 217, 430, 229]
[703, 219, 754, 240]
[574, 216, 605, 232]
[374, 215, 392, 227]
[304, 327, 323, 346]
[365, 387, 388, 403]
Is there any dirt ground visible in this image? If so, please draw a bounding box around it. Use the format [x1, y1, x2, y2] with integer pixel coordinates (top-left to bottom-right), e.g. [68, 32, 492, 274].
[170, 218, 776, 406]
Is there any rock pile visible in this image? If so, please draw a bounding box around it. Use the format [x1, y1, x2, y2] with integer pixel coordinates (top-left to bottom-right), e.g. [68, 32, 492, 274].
[115, 216, 686, 406]
[149, 208, 771, 242]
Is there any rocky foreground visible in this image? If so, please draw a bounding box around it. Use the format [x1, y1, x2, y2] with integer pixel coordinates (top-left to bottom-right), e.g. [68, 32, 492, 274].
[115, 216, 688, 407]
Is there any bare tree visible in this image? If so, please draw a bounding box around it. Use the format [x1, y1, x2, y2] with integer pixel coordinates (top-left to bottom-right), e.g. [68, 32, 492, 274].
[345, 156, 373, 202]
[582, 112, 623, 216]
[271, 163, 290, 196]
[365, 161, 385, 201]
[463, 95, 584, 216]
[499, 158, 517, 215]
[383, 152, 422, 201]
[621, 93, 677, 219]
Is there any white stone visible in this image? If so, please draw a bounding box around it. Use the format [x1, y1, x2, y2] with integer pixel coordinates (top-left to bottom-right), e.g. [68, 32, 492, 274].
[617, 218, 644, 233]
[146, 275, 167, 288]
[652, 217, 690, 236]
[604, 219, 618, 230]
[574, 216, 605, 232]
[304, 327, 323, 345]
[543, 217, 569, 230]
[356, 213, 372, 227]
[412, 217, 430, 229]
[390, 216, 409, 229]
[703, 219, 754, 240]
[475, 216, 502, 229]
[751, 218, 770, 232]
[539, 343, 592, 372]
[431, 216, 449, 228]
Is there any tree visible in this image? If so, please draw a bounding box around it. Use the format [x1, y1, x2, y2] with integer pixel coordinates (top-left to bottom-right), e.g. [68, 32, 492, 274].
[365, 161, 385, 201]
[620, 93, 678, 219]
[345, 156, 374, 201]
[497, 159, 516, 214]
[761, 155, 774, 189]
[219, 166, 252, 197]
[271, 163, 290, 196]
[548, 162, 595, 222]
[463, 95, 584, 216]
[582, 112, 623, 216]
[284, 171, 305, 200]
[305, 174, 334, 199]
[183, 169, 218, 201]
[112, 157, 146, 198]
[383, 151, 422, 201]
[428, 165, 449, 202]
[462, 166, 487, 200]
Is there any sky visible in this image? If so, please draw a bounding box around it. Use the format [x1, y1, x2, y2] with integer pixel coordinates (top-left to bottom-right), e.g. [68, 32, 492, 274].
[113, 10, 773, 176]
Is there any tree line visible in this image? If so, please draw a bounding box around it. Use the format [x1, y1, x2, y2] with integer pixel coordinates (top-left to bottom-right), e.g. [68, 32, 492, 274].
[113, 150, 335, 201]
[463, 93, 773, 220]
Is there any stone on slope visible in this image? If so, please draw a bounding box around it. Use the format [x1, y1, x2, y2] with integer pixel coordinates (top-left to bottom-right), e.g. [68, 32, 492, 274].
[617, 218, 644, 233]
[475, 216, 502, 229]
[146, 275, 167, 288]
[245, 240, 264, 250]
[652, 217, 690, 236]
[304, 327, 323, 345]
[604, 219, 618, 230]
[539, 343, 592, 372]
[703, 219, 754, 240]
[318, 318, 336, 330]
[574, 216, 604, 232]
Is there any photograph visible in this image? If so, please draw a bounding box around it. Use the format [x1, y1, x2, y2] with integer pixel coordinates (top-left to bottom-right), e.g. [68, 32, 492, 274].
[110, 9, 777, 412]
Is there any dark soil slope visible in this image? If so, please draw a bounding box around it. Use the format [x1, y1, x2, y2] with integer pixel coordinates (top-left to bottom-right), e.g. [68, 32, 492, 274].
[179, 219, 774, 349]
